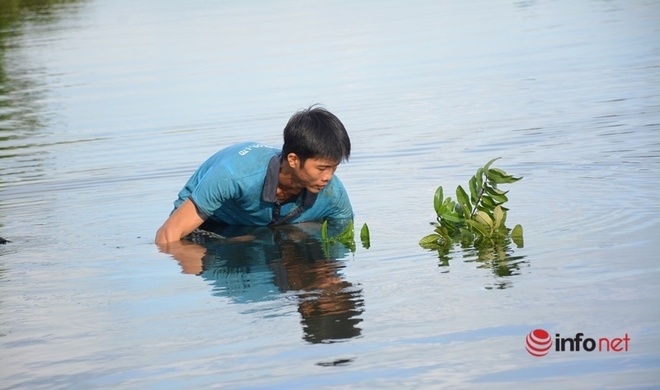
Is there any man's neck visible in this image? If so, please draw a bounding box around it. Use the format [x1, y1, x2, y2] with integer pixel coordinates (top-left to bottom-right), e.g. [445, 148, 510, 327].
[277, 162, 303, 203]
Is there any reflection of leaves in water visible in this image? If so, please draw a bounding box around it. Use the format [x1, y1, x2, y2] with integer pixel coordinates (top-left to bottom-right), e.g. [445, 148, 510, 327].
[431, 235, 528, 289]
[0, 0, 86, 291]
[0, 0, 82, 29]
[0, 1, 85, 137]
[465, 236, 528, 289]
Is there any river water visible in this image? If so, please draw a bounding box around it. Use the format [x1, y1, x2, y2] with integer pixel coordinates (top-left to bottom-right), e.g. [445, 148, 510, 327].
[1, 0, 659, 388]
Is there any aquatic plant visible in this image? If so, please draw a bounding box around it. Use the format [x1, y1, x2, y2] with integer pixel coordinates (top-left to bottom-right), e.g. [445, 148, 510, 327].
[419, 158, 523, 255]
[321, 220, 370, 253]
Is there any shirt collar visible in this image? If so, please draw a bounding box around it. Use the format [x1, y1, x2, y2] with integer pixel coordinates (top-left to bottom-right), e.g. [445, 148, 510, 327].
[262, 154, 281, 203]
[262, 154, 318, 208]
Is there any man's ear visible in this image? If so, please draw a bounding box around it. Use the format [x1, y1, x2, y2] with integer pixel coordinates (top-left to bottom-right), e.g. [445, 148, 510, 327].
[287, 153, 300, 169]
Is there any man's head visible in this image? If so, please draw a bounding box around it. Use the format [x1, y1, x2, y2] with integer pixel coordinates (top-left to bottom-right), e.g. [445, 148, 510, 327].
[281, 106, 351, 193]
[281, 106, 351, 165]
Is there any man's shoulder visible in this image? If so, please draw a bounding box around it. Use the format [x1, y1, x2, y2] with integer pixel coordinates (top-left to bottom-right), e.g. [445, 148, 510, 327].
[318, 175, 349, 199]
[207, 142, 281, 168]
[203, 142, 279, 172]
[305, 175, 353, 220]
[218, 142, 280, 159]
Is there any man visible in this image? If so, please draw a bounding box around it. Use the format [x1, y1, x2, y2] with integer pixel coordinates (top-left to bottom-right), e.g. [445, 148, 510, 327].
[155, 106, 353, 245]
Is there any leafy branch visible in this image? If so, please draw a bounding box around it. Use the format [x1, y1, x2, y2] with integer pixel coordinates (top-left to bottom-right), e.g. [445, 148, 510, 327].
[420, 158, 524, 252]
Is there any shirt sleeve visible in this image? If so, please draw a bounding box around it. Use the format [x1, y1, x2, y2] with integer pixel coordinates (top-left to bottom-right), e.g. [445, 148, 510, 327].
[326, 179, 354, 220]
[190, 170, 239, 219]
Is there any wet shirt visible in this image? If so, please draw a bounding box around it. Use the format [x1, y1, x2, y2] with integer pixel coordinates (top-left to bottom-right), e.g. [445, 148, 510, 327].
[173, 142, 353, 225]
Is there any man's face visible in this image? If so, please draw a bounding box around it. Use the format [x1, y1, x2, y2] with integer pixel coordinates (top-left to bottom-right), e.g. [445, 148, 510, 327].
[289, 155, 340, 193]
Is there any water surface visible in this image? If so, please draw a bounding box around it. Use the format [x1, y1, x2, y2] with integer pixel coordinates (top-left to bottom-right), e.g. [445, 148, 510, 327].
[1, 0, 659, 388]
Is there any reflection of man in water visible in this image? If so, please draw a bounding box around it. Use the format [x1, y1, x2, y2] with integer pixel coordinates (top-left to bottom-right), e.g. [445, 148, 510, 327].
[170, 223, 363, 344]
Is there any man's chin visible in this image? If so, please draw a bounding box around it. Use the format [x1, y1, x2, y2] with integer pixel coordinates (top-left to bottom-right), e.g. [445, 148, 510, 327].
[307, 185, 325, 193]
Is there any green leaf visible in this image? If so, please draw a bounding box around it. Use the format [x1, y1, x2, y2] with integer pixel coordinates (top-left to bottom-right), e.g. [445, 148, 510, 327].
[459, 228, 473, 237]
[337, 220, 354, 241]
[481, 194, 497, 208]
[433, 186, 444, 215]
[486, 168, 522, 184]
[419, 234, 442, 249]
[484, 157, 501, 171]
[437, 197, 453, 214]
[466, 219, 489, 237]
[475, 204, 493, 216]
[484, 185, 509, 204]
[484, 184, 508, 195]
[336, 220, 356, 252]
[475, 167, 484, 188]
[493, 205, 503, 229]
[460, 203, 472, 221]
[474, 210, 493, 229]
[437, 199, 449, 215]
[512, 224, 524, 248]
[322, 241, 330, 259]
[489, 167, 511, 176]
[321, 220, 329, 241]
[456, 186, 472, 218]
[443, 221, 460, 236]
[459, 228, 475, 243]
[485, 168, 507, 184]
[341, 240, 357, 252]
[456, 186, 472, 215]
[360, 223, 370, 249]
[440, 210, 462, 224]
[437, 226, 452, 242]
[469, 176, 479, 204]
[486, 191, 509, 204]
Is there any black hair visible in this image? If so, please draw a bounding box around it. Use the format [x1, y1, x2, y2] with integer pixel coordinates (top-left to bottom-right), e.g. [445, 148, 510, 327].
[281, 106, 351, 164]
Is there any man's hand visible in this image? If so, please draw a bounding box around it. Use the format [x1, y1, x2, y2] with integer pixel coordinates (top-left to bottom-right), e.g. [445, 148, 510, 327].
[155, 198, 205, 245]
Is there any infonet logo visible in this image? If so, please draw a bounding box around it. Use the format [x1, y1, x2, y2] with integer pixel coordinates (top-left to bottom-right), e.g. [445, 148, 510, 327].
[525, 329, 630, 357]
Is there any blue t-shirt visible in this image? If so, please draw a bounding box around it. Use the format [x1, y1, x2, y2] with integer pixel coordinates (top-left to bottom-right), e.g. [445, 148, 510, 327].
[173, 142, 353, 225]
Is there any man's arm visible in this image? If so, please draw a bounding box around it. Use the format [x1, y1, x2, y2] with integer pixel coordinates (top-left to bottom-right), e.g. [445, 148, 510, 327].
[327, 178, 354, 220]
[155, 198, 206, 245]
